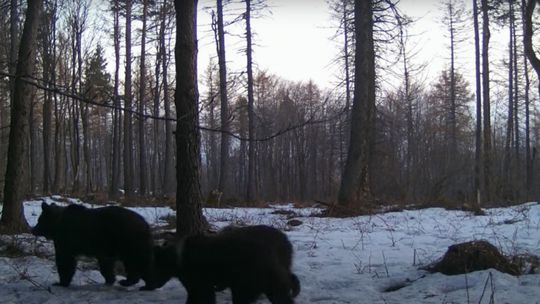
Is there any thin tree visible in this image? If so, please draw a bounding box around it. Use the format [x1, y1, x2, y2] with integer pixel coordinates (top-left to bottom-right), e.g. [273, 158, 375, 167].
[481, 0, 493, 202]
[245, 0, 256, 202]
[215, 0, 230, 199]
[161, 1, 175, 196]
[109, 0, 122, 199]
[338, 0, 376, 207]
[124, 0, 134, 198]
[521, 0, 533, 198]
[473, 0, 483, 207]
[503, 0, 516, 199]
[174, 0, 207, 236]
[524, 0, 540, 118]
[139, 0, 148, 196]
[1, 0, 43, 233]
[41, 0, 57, 194]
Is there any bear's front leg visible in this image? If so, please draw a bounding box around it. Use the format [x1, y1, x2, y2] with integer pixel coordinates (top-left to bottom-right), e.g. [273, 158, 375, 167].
[98, 257, 116, 285]
[54, 252, 77, 287]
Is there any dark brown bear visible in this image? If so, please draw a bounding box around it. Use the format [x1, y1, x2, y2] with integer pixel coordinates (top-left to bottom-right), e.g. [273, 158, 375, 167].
[153, 225, 300, 304]
[32, 202, 157, 290]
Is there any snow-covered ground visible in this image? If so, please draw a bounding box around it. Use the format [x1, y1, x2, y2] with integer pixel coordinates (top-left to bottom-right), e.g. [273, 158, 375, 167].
[2, 197, 540, 303]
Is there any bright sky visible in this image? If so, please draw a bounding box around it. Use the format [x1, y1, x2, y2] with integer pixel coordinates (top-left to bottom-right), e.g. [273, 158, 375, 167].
[196, 0, 509, 94]
[197, 0, 341, 91]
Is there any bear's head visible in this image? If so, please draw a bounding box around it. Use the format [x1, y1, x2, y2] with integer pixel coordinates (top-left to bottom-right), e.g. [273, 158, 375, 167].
[31, 202, 64, 240]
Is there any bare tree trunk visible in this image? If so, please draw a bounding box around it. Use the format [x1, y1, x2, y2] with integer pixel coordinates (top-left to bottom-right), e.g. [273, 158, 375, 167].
[110, 0, 121, 199]
[53, 94, 64, 193]
[447, 1, 458, 161]
[245, 0, 256, 202]
[481, 0, 492, 203]
[523, 30, 532, 198]
[338, 0, 375, 207]
[1, 0, 43, 233]
[216, 0, 230, 199]
[162, 5, 175, 196]
[139, 0, 148, 196]
[523, 0, 540, 198]
[473, 0, 483, 207]
[124, 0, 134, 198]
[504, 1, 515, 199]
[341, 0, 351, 172]
[41, 1, 57, 194]
[29, 91, 36, 194]
[9, 0, 17, 98]
[152, 17, 162, 196]
[174, 0, 207, 236]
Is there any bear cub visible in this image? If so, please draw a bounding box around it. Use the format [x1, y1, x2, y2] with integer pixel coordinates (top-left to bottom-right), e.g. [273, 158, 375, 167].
[154, 225, 300, 304]
[32, 202, 156, 290]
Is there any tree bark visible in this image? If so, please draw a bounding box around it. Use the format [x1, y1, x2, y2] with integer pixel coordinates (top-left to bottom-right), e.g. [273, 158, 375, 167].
[503, 0, 515, 199]
[1, 0, 43, 233]
[338, 0, 375, 207]
[41, 1, 57, 194]
[523, 0, 540, 198]
[245, 0, 256, 202]
[124, 0, 134, 198]
[174, 0, 207, 236]
[473, 0, 483, 207]
[522, 0, 532, 198]
[162, 4, 175, 196]
[139, 0, 148, 196]
[216, 0, 230, 199]
[110, 0, 121, 199]
[481, 0, 492, 203]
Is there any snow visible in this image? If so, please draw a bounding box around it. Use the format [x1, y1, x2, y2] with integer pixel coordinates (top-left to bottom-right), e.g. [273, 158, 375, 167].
[2, 198, 540, 303]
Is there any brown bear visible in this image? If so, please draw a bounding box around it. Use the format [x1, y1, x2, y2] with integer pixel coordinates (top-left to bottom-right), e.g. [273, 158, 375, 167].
[153, 225, 300, 304]
[32, 202, 157, 290]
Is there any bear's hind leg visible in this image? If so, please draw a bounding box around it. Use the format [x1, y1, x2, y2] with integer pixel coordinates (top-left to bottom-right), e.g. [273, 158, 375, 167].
[98, 257, 116, 285]
[231, 288, 260, 304]
[118, 257, 141, 287]
[54, 253, 77, 287]
[185, 286, 216, 304]
[138, 255, 157, 290]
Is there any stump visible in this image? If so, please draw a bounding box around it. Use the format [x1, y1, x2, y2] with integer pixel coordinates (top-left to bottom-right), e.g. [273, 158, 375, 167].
[430, 240, 520, 275]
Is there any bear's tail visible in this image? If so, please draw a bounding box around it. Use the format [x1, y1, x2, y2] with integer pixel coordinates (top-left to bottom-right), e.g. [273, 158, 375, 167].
[290, 273, 301, 297]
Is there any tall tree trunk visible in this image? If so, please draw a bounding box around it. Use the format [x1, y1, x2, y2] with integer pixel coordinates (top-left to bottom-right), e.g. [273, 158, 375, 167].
[41, 0, 56, 194]
[9, 0, 17, 98]
[124, 0, 134, 198]
[76, 4, 89, 194]
[504, 1, 514, 199]
[481, 0, 492, 203]
[110, 0, 121, 199]
[473, 0, 483, 207]
[338, 0, 375, 207]
[174, 0, 207, 236]
[522, 0, 532, 198]
[341, 0, 351, 172]
[216, 0, 230, 199]
[1, 0, 43, 233]
[448, 1, 458, 162]
[152, 20, 162, 195]
[523, 0, 540, 198]
[139, 0, 148, 196]
[245, 0, 256, 202]
[29, 91, 36, 194]
[162, 4, 175, 196]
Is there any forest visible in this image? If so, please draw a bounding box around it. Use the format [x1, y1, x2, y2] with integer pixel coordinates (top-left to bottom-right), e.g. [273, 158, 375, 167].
[1, 0, 540, 233]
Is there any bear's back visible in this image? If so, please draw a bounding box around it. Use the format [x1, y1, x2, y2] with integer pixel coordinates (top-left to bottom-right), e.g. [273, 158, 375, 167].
[58, 205, 152, 256]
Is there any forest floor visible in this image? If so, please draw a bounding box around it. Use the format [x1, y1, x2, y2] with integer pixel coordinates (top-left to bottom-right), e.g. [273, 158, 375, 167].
[1, 196, 540, 303]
